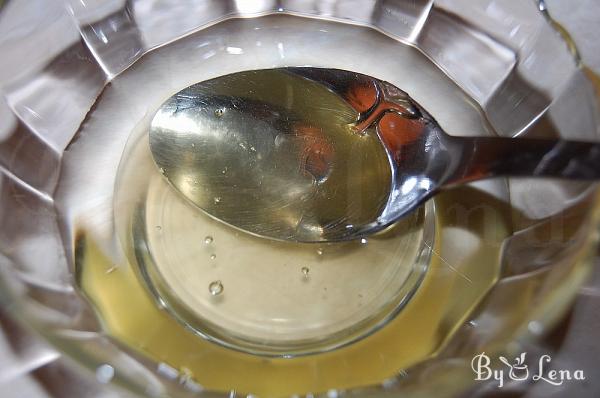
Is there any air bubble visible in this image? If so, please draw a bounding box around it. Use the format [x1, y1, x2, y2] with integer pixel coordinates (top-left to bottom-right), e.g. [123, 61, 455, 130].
[204, 236, 214, 244]
[301, 267, 310, 278]
[214, 197, 221, 204]
[316, 248, 324, 256]
[209, 280, 224, 296]
[360, 238, 368, 244]
[210, 254, 217, 260]
[214, 108, 224, 117]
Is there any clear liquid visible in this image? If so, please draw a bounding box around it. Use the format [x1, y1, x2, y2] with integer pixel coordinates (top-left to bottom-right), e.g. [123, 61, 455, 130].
[114, 114, 429, 355]
[59, 14, 511, 398]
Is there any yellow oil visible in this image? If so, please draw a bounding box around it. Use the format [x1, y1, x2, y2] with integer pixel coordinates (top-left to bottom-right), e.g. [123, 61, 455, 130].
[75, 184, 511, 397]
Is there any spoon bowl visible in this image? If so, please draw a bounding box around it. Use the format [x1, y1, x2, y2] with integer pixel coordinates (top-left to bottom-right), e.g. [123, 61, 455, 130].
[150, 68, 393, 242]
[150, 67, 600, 242]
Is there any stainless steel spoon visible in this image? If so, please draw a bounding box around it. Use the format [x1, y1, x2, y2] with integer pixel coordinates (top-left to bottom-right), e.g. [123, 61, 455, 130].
[149, 67, 600, 243]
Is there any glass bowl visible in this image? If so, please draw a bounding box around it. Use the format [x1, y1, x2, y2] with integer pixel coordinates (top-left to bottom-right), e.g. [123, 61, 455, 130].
[0, 1, 599, 397]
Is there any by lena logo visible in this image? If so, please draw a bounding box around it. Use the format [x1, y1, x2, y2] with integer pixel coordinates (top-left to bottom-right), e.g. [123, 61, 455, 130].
[471, 352, 585, 388]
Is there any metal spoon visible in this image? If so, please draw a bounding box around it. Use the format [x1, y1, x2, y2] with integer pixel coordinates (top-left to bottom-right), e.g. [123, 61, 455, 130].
[149, 67, 600, 243]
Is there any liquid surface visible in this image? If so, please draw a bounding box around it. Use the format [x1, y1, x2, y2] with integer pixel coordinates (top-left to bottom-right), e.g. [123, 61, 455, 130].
[117, 123, 428, 354]
[58, 14, 511, 397]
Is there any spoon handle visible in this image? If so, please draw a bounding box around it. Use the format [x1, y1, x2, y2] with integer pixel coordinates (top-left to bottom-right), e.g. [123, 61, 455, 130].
[450, 137, 600, 183]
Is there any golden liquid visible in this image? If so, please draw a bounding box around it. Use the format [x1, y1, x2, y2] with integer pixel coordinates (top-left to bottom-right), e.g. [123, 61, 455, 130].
[75, 185, 511, 397]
